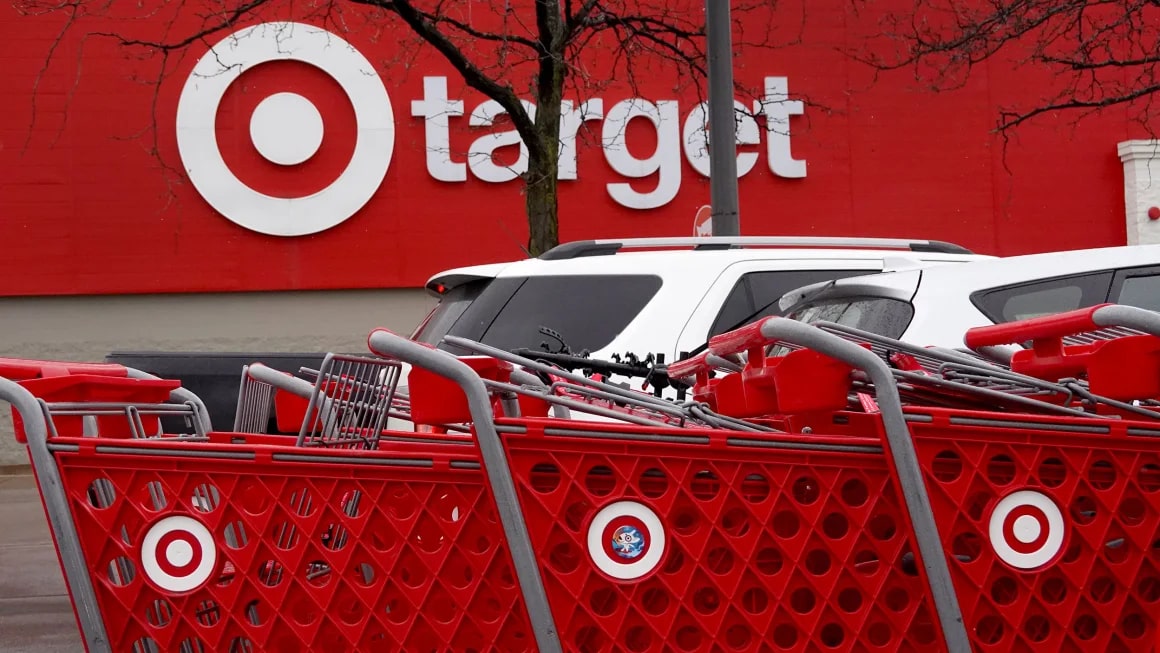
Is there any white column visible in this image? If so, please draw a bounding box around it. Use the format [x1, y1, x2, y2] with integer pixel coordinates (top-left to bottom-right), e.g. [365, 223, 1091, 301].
[1118, 140, 1160, 245]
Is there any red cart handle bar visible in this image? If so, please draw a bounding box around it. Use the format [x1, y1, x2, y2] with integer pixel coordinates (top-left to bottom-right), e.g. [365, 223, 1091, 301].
[965, 303, 1160, 348]
[664, 350, 744, 381]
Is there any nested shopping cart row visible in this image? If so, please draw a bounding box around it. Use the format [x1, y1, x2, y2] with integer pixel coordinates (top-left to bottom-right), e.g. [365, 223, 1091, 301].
[2, 303, 1160, 652]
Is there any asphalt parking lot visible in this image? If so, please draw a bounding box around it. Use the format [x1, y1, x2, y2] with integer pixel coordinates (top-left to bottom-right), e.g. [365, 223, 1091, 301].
[0, 470, 83, 653]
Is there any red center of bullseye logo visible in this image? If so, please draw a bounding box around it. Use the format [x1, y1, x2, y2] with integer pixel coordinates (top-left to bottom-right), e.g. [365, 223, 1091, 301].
[154, 529, 204, 576]
[603, 515, 649, 564]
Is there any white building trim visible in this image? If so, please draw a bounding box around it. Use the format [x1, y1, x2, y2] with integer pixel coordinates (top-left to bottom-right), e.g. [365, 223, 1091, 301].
[1119, 139, 1160, 245]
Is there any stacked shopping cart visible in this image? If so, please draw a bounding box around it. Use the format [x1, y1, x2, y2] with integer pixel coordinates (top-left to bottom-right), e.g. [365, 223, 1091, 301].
[2, 303, 1159, 652]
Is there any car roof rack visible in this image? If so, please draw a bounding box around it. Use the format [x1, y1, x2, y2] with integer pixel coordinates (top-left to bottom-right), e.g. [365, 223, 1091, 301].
[538, 236, 974, 260]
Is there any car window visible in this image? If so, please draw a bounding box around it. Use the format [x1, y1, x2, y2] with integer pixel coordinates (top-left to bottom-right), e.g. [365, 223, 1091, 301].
[1001, 286, 1083, 321]
[436, 274, 663, 354]
[786, 297, 916, 339]
[709, 269, 875, 337]
[970, 272, 1113, 323]
[1111, 267, 1160, 312]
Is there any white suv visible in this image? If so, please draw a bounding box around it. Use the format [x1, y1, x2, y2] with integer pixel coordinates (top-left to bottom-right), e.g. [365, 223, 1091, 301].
[410, 236, 990, 366]
[779, 243, 1160, 348]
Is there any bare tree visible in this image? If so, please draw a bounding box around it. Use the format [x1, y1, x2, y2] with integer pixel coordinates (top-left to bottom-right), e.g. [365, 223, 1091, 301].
[858, 0, 1160, 133]
[15, 0, 798, 255]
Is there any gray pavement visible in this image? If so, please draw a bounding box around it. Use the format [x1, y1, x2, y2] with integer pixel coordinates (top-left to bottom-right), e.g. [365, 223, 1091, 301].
[0, 471, 83, 653]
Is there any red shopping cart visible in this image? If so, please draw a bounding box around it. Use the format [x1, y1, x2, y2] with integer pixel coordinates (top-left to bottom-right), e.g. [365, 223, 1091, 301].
[3, 306, 1160, 652]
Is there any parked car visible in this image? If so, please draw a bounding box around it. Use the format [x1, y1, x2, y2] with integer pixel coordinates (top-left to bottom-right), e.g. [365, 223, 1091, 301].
[383, 236, 988, 426]
[411, 236, 989, 364]
[777, 243, 1160, 348]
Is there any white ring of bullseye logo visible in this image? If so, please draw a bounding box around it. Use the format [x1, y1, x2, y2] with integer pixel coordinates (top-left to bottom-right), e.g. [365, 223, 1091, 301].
[586, 500, 665, 581]
[175, 21, 394, 237]
[141, 516, 217, 593]
[988, 490, 1065, 570]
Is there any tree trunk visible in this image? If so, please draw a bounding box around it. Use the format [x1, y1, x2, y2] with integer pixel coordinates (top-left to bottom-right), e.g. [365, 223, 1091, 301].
[525, 147, 559, 257]
[524, 73, 564, 256]
[524, 0, 565, 257]
[525, 101, 560, 257]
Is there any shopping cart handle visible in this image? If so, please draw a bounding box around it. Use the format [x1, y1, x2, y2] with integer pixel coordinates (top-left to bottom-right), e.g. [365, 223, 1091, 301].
[665, 351, 743, 381]
[0, 358, 129, 381]
[665, 351, 713, 380]
[707, 320, 773, 357]
[246, 362, 316, 399]
[964, 305, 1112, 348]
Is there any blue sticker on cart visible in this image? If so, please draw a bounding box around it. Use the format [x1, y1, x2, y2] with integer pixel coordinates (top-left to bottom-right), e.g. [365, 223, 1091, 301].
[610, 524, 646, 559]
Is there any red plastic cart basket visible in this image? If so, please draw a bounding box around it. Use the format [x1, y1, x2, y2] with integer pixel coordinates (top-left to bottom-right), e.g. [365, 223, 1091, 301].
[6, 309, 1160, 652]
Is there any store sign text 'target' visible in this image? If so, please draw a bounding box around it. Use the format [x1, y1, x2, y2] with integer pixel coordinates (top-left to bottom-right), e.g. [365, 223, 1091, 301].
[175, 22, 808, 237]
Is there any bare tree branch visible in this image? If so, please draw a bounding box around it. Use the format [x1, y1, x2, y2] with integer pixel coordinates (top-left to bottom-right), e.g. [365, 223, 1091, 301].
[564, 0, 602, 38]
[349, 0, 539, 144]
[88, 0, 271, 50]
[1000, 82, 1160, 130]
[855, 0, 1160, 132]
[19, 0, 81, 154]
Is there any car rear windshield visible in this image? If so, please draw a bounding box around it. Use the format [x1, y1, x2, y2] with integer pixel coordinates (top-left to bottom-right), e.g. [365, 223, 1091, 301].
[411, 278, 492, 344]
[415, 274, 663, 354]
[786, 296, 916, 339]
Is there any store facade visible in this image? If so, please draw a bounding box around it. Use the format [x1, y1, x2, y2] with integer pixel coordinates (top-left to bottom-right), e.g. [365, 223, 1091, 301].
[5, 0, 1160, 299]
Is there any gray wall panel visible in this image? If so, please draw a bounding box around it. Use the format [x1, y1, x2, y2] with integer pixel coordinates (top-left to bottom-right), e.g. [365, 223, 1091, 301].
[0, 289, 434, 465]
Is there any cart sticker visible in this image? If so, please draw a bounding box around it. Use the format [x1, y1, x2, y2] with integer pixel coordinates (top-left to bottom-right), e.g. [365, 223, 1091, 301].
[141, 516, 217, 593]
[988, 490, 1065, 570]
[587, 501, 665, 580]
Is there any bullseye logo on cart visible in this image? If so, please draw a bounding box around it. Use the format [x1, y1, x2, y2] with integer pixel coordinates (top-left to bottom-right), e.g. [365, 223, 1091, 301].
[988, 490, 1065, 570]
[587, 500, 666, 580]
[141, 516, 217, 592]
[175, 21, 808, 237]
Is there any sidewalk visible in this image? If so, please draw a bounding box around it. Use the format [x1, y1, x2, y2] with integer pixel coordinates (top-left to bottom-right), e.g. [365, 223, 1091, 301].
[0, 472, 83, 653]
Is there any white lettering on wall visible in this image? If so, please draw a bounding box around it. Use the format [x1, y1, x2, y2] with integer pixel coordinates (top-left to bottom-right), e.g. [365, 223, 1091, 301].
[410, 76, 466, 182]
[756, 76, 806, 179]
[602, 99, 682, 210]
[682, 100, 761, 178]
[467, 100, 537, 182]
[558, 100, 604, 181]
[413, 75, 808, 208]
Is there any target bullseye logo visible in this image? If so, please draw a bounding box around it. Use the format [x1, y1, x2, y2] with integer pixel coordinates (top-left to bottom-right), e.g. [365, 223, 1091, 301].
[176, 21, 394, 237]
[141, 516, 217, 593]
[988, 490, 1065, 570]
[587, 501, 665, 580]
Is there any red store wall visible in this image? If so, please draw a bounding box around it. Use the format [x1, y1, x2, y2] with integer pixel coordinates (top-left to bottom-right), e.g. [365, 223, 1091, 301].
[0, 0, 1147, 297]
